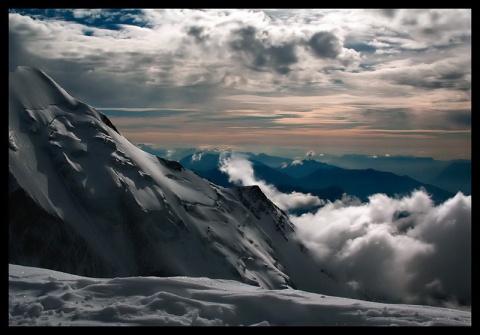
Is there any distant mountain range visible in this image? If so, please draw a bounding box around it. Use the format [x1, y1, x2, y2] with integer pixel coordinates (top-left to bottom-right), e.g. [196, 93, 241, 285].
[179, 153, 457, 205]
[431, 161, 471, 195]
[140, 146, 470, 197]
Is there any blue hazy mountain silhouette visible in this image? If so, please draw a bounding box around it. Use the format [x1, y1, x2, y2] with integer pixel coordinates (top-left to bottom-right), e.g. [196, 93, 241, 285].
[431, 160, 471, 194]
[180, 153, 455, 204]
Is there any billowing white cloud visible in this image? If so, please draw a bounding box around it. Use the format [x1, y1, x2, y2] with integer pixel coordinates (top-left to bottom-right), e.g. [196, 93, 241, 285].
[219, 152, 323, 211]
[291, 191, 471, 309]
[218, 151, 471, 309]
[11, 9, 469, 99]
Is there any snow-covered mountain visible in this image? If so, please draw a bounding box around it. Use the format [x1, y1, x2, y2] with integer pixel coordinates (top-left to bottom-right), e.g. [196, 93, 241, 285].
[9, 66, 340, 295]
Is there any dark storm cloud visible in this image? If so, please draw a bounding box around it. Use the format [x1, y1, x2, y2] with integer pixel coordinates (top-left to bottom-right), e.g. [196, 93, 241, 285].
[187, 26, 208, 43]
[382, 58, 471, 92]
[380, 9, 398, 18]
[229, 26, 298, 74]
[308, 31, 342, 59]
[394, 75, 468, 90]
[439, 69, 466, 81]
[269, 44, 298, 74]
[330, 78, 345, 85]
[230, 26, 268, 68]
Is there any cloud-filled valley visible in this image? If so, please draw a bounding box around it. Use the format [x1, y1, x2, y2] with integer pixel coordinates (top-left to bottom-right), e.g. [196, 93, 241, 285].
[216, 152, 471, 309]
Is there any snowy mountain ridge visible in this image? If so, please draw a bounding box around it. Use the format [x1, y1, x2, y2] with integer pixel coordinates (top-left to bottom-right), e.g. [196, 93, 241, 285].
[9, 66, 334, 293]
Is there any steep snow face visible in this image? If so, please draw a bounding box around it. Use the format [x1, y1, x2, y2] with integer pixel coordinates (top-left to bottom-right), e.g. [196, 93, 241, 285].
[9, 66, 325, 291]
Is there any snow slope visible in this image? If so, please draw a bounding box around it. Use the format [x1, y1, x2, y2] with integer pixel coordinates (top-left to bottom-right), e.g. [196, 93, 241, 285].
[8, 66, 333, 293]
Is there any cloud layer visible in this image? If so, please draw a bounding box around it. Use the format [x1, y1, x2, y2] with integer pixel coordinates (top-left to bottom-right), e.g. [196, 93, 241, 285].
[219, 153, 471, 309]
[8, 9, 471, 159]
[292, 191, 471, 309]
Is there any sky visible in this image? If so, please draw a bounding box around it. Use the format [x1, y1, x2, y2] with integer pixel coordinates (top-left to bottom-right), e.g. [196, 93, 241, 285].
[8, 8, 472, 160]
[8, 263, 471, 326]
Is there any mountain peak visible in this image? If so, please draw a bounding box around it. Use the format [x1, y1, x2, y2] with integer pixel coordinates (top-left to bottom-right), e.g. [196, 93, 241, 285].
[10, 66, 79, 111]
[9, 66, 316, 291]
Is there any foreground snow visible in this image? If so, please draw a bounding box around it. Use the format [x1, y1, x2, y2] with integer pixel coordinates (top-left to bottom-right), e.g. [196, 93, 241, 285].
[9, 264, 471, 327]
